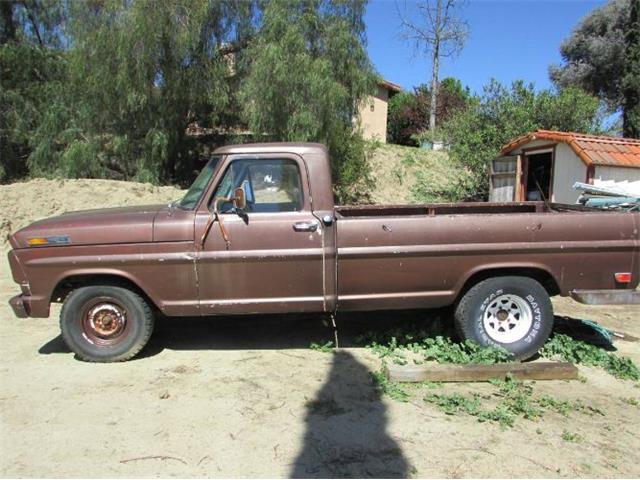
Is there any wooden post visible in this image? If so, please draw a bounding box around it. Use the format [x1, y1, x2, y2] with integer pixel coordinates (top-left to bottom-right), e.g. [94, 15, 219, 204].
[385, 362, 578, 383]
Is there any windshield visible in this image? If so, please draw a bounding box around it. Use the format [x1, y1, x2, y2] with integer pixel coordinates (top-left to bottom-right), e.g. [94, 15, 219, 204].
[177, 155, 221, 209]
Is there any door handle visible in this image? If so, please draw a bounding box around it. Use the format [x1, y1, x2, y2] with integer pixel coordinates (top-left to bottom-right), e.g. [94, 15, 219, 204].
[293, 221, 319, 232]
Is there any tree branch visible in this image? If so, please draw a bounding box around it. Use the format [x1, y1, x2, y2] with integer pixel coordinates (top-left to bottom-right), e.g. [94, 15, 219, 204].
[20, 0, 44, 47]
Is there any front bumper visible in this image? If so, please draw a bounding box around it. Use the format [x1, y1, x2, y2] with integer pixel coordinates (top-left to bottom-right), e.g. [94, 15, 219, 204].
[570, 289, 640, 305]
[9, 294, 29, 318]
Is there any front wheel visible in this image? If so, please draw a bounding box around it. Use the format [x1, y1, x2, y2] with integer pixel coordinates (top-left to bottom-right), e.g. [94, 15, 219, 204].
[60, 285, 155, 362]
[454, 276, 554, 360]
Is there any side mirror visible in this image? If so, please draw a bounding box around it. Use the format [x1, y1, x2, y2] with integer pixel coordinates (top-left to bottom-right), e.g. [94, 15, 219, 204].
[233, 186, 247, 210]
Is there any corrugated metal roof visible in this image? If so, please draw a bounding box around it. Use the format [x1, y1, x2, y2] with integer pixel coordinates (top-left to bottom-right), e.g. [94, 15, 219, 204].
[500, 130, 640, 169]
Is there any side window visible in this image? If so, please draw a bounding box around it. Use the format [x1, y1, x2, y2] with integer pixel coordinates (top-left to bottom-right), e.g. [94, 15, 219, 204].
[213, 158, 304, 213]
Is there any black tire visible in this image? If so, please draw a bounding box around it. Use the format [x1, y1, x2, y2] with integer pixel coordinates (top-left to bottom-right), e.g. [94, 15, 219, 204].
[454, 276, 554, 360]
[60, 285, 154, 362]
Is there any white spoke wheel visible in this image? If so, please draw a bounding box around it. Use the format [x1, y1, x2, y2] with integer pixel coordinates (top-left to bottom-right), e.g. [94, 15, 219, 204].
[482, 294, 533, 344]
[454, 276, 554, 360]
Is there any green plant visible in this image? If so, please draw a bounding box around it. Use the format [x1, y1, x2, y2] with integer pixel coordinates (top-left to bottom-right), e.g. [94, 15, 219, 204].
[309, 341, 334, 353]
[424, 374, 601, 428]
[362, 333, 512, 366]
[410, 127, 448, 146]
[620, 397, 639, 406]
[561, 430, 582, 443]
[371, 369, 410, 402]
[422, 337, 512, 364]
[541, 334, 640, 381]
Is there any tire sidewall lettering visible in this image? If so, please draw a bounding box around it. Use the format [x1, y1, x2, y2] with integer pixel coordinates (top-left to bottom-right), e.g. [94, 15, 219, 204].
[477, 288, 543, 346]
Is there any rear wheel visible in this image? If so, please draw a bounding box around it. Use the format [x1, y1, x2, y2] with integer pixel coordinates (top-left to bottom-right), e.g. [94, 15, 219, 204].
[454, 276, 554, 360]
[60, 285, 154, 362]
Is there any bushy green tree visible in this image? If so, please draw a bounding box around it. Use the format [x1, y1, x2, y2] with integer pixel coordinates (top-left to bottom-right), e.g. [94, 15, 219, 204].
[2, 0, 377, 198]
[1, 0, 70, 181]
[62, 0, 257, 183]
[387, 78, 469, 146]
[623, 0, 640, 138]
[239, 0, 375, 202]
[549, 0, 638, 137]
[414, 80, 603, 202]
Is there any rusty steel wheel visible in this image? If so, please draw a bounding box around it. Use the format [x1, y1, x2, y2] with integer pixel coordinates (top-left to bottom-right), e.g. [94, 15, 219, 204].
[60, 285, 154, 362]
[80, 298, 130, 347]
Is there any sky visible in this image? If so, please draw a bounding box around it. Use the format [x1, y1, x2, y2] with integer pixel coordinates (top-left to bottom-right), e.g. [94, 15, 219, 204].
[365, 0, 607, 94]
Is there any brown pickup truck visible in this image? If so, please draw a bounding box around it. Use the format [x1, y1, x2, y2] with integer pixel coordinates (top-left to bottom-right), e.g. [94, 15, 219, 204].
[7, 143, 640, 362]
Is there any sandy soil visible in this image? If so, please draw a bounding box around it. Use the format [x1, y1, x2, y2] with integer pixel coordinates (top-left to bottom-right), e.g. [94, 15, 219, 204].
[1, 179, 639, 478]
[0, 178, 182, 248]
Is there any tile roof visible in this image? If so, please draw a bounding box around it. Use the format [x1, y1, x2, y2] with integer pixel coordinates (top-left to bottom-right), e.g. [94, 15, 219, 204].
[377, 79, 402, 92]
[500, 130, 640, 169]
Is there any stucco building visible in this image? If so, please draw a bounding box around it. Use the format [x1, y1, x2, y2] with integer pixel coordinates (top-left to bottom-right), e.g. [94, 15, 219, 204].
[356, 79, 402, 143]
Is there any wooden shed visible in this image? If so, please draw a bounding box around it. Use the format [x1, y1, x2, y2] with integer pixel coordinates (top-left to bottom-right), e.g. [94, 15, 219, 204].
[489, 130, 640, 204]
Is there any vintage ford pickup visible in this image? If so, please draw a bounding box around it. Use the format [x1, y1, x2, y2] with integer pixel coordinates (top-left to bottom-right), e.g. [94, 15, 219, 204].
[7, 143, 640, 362]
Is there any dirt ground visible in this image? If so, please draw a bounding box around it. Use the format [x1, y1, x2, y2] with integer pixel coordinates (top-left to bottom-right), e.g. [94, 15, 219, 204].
[1, 179, 639, 478]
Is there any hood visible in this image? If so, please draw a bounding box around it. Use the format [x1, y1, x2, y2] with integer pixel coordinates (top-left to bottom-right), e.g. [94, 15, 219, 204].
[10, 204, 164, 249]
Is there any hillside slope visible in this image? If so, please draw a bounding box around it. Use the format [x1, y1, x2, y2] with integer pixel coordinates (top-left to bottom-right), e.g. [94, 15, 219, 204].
[365, 143, 461, 204]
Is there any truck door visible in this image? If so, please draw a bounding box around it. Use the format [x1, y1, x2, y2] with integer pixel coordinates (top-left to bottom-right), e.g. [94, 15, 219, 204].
[194, 154, 326, 314]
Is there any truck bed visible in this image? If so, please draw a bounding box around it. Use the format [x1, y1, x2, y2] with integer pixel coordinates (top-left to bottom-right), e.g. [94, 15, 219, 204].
[335, 201, 592, 218]
[334, 202, 638, 312]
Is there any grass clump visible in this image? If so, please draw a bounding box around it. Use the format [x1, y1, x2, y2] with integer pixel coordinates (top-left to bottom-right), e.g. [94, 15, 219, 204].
[541, 334, 640, 381]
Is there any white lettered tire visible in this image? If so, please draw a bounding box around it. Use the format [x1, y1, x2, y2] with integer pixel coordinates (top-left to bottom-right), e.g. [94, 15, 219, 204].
[454, 276, 554, 360]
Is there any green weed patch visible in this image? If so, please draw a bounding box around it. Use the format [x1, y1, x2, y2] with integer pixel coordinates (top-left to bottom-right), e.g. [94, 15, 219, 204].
[541, 334, 640, 381]
[424, 375, 603, 428]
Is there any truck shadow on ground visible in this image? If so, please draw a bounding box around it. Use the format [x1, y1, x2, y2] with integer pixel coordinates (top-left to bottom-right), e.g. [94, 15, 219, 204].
[290, 349, 411, 478]
[38, 308, 452, 358]
[38, 310, 615, 359]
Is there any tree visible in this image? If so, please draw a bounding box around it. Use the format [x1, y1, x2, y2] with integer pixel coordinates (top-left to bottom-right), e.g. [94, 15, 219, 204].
[62, 0, 258, 183]
[623, 0, 640, 137]
[397, 0, 468, 132]
[2, 0, 377, 198]
[239, 0, 375, 202]
[0, 0, 69, 181]
[415, 80, 603, 202]
[549, 0, 639, 137]
[387, 77, 469, 145]
[387, 87, 428, 145]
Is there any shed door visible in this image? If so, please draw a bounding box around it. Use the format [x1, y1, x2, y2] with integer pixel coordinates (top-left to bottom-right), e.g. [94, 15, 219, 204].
[489, 156, 520, 202]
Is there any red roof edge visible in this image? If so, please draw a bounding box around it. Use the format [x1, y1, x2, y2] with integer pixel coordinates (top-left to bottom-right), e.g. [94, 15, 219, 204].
[500, 130, 640, 169]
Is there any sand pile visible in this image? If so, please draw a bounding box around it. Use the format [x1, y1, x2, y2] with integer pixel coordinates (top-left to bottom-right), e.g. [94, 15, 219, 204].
[1, 178, 183, 248]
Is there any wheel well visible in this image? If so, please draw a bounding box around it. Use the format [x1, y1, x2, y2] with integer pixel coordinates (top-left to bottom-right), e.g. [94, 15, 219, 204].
[51, 274, 157, 309]
[459, 267, 560, 298]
